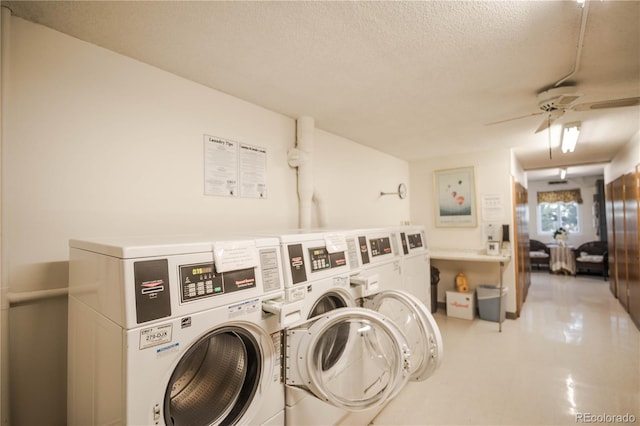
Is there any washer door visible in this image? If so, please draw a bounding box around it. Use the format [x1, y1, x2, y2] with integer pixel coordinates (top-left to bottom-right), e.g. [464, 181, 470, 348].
[286, 308, 411, 412]
[364, 289, 443, 382]
[164, 326, 261, 426]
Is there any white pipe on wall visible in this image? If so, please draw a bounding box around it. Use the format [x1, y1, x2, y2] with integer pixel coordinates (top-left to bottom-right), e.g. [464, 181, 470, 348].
[312, 192, 328, 229]
[1, 6, 11, 425]
[554, 1, 589, 88]
[288, 116, 320, 229]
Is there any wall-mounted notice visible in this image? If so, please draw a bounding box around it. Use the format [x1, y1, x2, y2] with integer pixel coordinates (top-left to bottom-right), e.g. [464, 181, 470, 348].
[240, 143, 267, 199]
[481, 194, 505, 221]
[204, 135, 238, 197]
[204, 135, 268, 199]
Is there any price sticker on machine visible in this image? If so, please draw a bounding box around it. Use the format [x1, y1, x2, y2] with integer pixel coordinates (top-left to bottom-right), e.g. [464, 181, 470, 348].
[139, 324, 173, 350]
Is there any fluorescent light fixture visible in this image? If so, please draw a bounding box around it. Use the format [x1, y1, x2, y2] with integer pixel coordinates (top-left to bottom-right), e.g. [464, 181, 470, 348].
[561, 122, 580, 154]
[560, 168, 567, 179]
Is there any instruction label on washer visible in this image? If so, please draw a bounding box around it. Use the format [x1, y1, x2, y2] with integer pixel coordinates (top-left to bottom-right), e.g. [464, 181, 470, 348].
[259, 248, 282, 292]
[140, 324, 173, 350]
[228, 298, 260, 318]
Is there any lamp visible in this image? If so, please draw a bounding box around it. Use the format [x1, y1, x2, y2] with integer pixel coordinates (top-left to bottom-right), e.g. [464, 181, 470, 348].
[561, 122, 580, 154]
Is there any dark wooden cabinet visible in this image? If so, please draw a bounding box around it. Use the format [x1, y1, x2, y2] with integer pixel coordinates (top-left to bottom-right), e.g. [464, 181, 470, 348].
[513, 178, 530, 317]
[606, 169, 640, 330]
[625, 169, 639, 329]
[606, 181, 617, 296]
[612, 176, 628, 309]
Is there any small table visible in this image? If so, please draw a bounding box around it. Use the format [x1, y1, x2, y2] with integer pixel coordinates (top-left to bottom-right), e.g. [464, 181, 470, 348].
[549, 244, 575, 275]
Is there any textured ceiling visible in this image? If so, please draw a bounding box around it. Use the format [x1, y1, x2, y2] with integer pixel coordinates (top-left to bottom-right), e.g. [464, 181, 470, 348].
[3, 0, 639, 180]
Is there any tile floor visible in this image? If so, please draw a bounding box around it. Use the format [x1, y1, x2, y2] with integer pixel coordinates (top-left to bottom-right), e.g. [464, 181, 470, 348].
[372, 273, 640, 425]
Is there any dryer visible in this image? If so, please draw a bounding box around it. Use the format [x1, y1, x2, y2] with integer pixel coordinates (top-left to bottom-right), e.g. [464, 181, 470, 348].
[67, 235, 285, 426]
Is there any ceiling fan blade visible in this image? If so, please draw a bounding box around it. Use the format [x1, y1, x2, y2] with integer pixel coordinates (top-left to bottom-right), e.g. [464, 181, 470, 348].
[572, 97, 640, 111]
[534, 110, 564, 134]
[485, 111, 543, 126]
[535, 118, 553, 134]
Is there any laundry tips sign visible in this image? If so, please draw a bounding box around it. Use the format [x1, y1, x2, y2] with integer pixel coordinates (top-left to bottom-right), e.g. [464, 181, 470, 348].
[204, 134, 268, 199]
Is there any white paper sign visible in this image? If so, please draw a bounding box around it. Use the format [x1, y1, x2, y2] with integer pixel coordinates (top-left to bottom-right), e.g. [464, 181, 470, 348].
[239, 143, 268, 199]
[481, 194, 505, 221]
[204, 135, 238, 197]
[324, 234, 348, 254]
[213, 240, 259, 272]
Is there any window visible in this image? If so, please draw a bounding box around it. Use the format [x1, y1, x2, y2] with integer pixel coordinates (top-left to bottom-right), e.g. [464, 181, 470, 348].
[536, 189, 582, 234]
[538, 202, 580, 234]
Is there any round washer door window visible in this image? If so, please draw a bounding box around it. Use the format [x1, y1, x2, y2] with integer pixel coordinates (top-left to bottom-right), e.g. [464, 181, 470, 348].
[286, 308, 411, 412]
[365, 289, 443, 382]
[164, 326, 261, 426]
[308, 291, 351, 370]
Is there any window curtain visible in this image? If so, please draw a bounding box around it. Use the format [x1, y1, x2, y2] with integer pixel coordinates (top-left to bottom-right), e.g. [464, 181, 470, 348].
[537, 189, 583, 204]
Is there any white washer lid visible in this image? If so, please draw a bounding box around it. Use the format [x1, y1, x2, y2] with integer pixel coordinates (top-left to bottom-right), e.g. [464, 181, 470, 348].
[69, 235, 215, 259]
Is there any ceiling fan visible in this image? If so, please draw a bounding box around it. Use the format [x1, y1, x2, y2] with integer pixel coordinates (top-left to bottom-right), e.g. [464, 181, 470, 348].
[486, 86, 640, 133]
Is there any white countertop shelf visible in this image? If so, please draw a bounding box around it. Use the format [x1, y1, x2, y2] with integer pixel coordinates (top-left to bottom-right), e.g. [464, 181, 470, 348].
[430, 248, 511, 263]
[431, 248, 510, 332]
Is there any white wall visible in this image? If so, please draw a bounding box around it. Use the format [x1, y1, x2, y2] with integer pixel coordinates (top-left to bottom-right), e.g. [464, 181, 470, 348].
[511, 149, 527, 189]
[605, 130, 639, 183]
[314, 129, 410, 227]
[3, 16, 409, 425]
[527, 176, 603, 247]
[409, 148, 517, 313]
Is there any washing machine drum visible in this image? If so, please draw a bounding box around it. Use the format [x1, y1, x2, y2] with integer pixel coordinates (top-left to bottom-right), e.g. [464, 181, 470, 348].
[308, 292, 350, 370]
[309, 291, 349, 317]
[164, 326, 261, 426]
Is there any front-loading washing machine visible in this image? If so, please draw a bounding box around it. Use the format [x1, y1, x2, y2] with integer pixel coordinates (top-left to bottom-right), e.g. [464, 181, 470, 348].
[283, 289, 442, 426]
[264, 230, 442, 426]
[335, 227, 442, 425]
[396, 225, 431, 308]
[260, 230, 356, 326]
[67, 235, 286, 426]
[343, 227, 403, 299]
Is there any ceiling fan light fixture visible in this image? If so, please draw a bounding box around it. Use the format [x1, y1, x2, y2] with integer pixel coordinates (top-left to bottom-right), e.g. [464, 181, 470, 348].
[561, 122, 580, 154]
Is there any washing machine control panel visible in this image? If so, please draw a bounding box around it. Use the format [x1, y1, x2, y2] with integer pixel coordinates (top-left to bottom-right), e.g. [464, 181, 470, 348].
[370, 237, 393, 257]
[309, 246, 347, 273]
[179, 262, 256, 303]
[286, 243, 349, 285]
[401, 232, 425, 254]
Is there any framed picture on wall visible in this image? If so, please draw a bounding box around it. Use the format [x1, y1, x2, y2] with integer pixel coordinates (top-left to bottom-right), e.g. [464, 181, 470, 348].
[434, 166, 477, 227]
